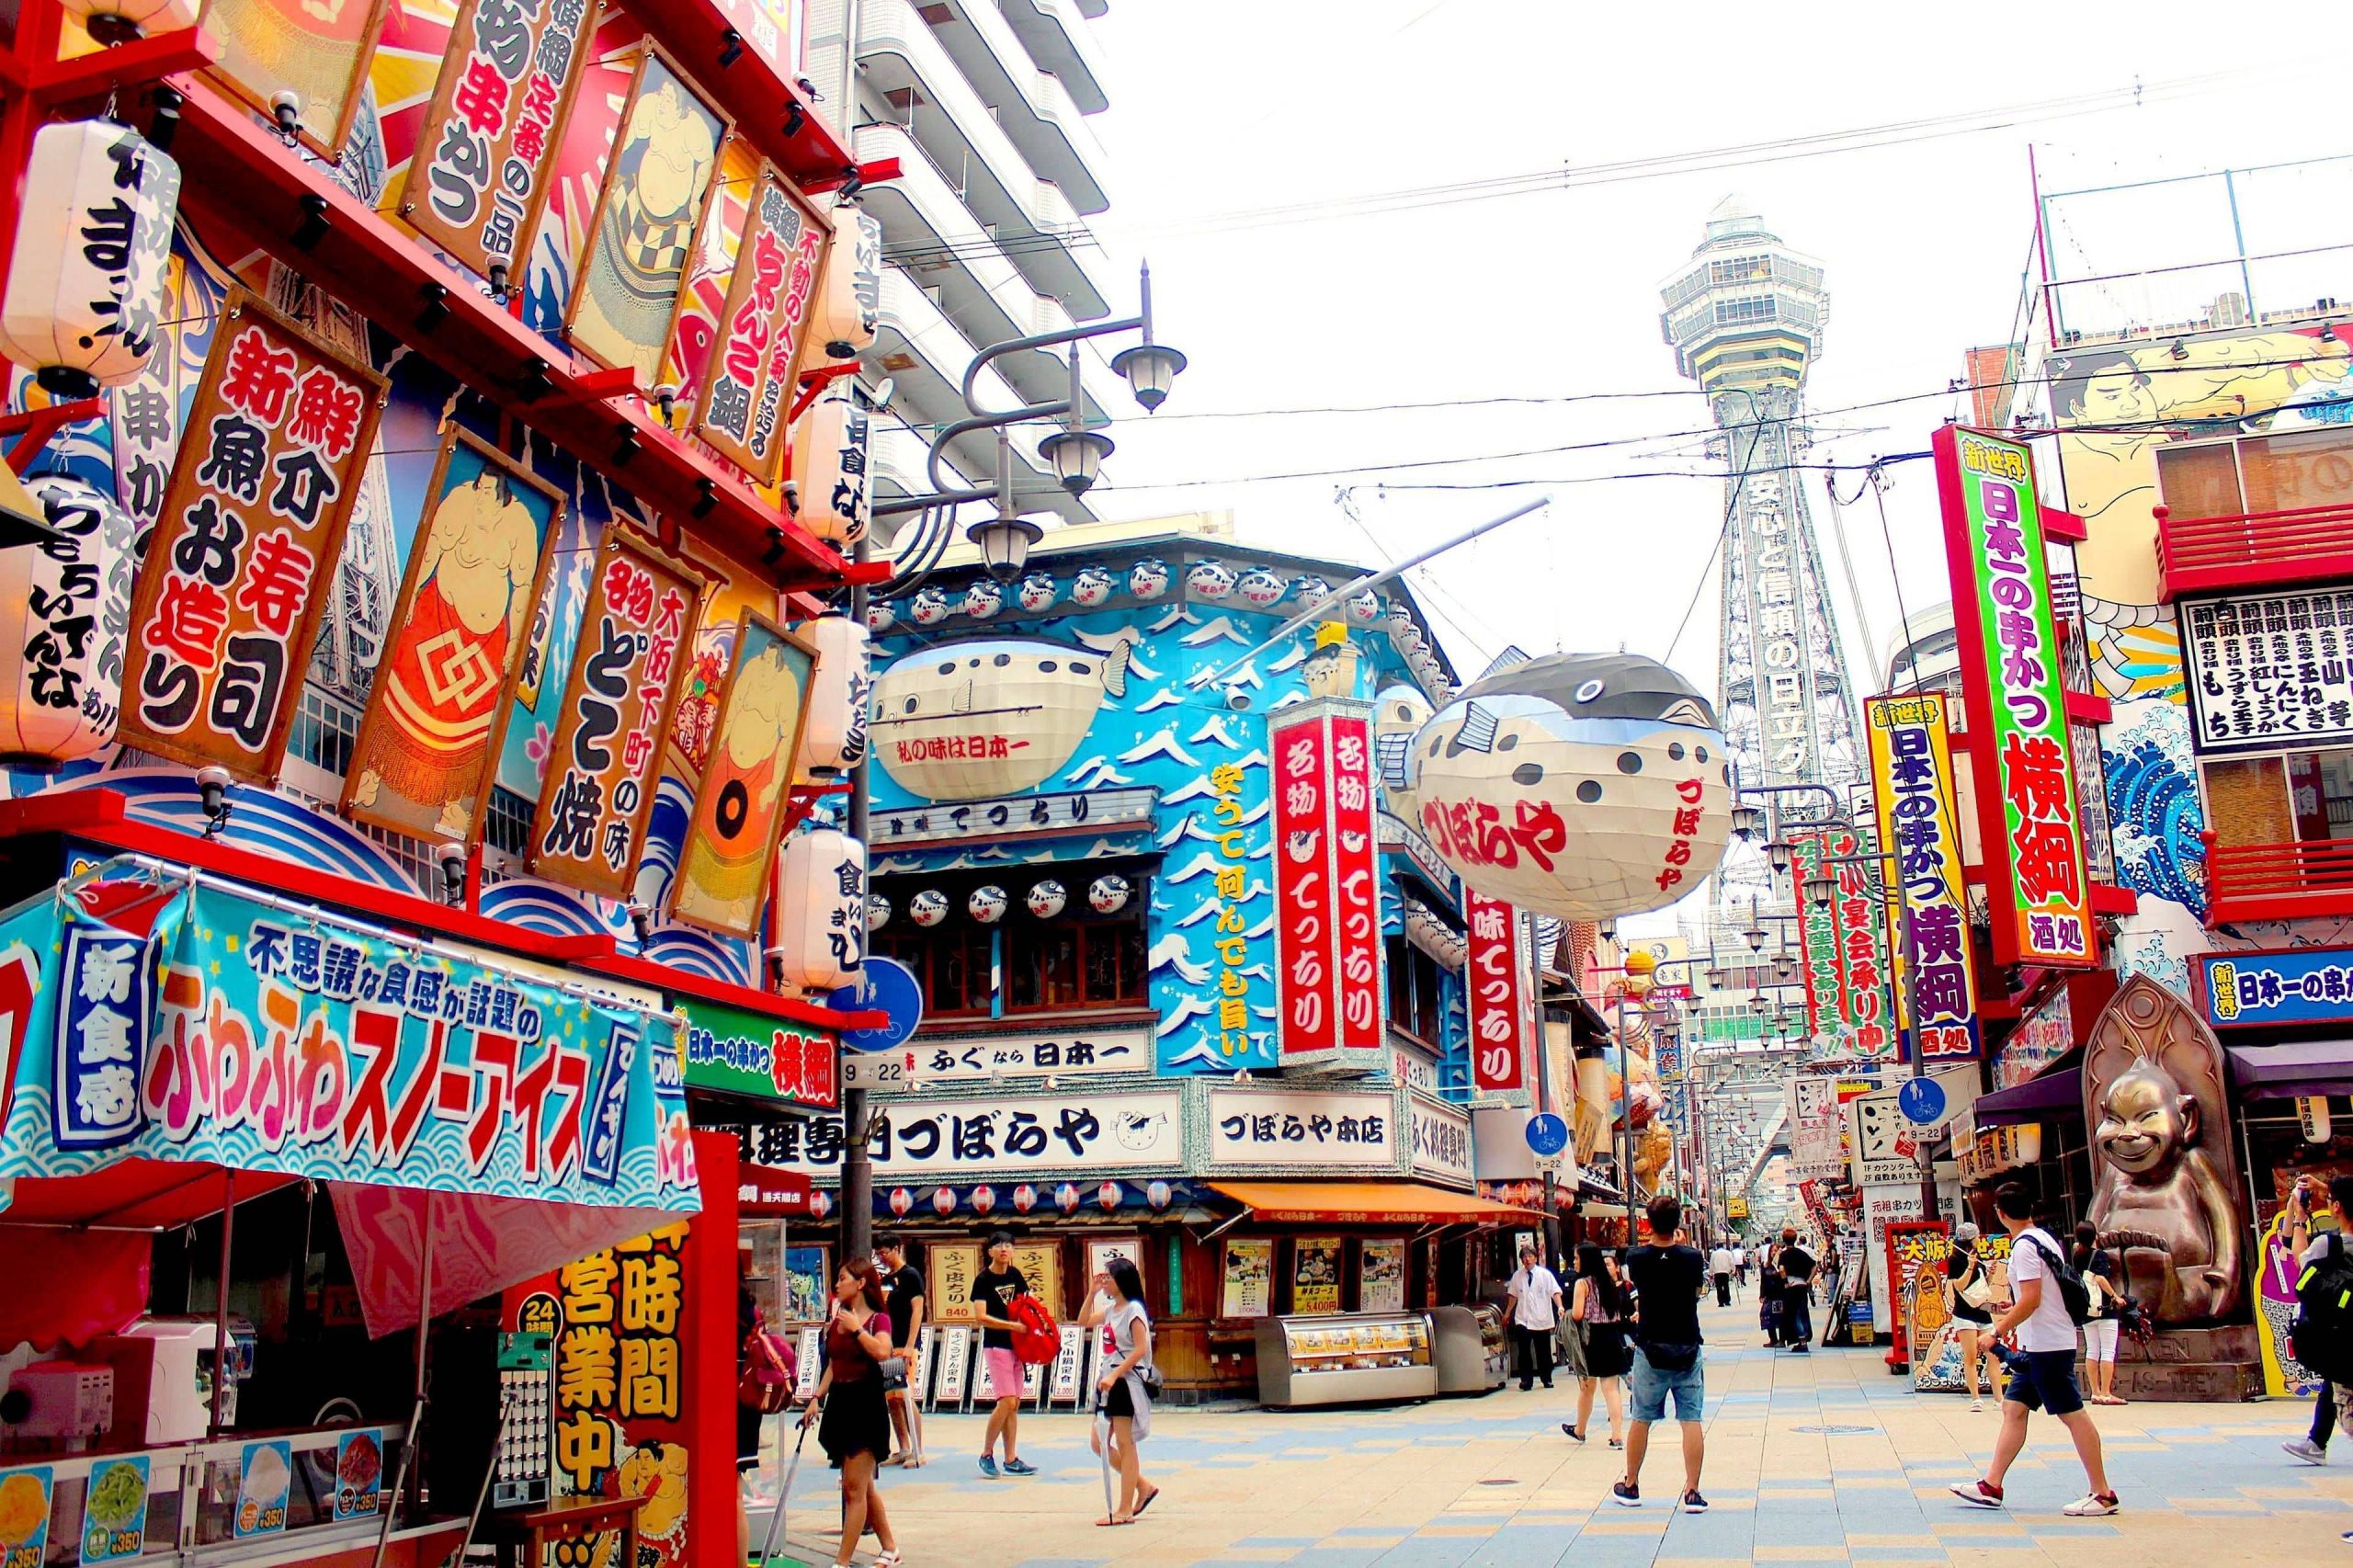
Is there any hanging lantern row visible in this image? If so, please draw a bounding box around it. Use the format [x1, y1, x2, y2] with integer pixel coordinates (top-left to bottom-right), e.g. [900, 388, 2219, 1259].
[874, 562, 1404, 632]
[870, 1180, 1164, 1218]
[870, 874, 1130, 931]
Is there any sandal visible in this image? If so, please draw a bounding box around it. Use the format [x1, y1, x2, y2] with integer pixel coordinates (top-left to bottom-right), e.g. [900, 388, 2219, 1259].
[875, 1554, 902, 1568]
[1096, 1516, 1135, 1528]
[1135, 1485, 1161, 1517]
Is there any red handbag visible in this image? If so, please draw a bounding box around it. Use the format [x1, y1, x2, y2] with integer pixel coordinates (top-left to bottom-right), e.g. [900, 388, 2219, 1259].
[738, 1327, 797, 1412]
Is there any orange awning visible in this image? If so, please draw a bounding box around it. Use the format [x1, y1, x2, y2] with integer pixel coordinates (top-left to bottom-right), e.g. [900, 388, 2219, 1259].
[1209, 1180, 1543, 1226]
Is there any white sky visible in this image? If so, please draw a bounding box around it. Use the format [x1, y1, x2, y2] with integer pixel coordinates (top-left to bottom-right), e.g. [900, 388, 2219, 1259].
[1069, 1, 2353, 703]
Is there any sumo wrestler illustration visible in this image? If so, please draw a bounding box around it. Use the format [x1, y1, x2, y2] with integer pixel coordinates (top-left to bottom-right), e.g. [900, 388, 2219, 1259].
[573, 69, 722, 378]
[870, 631, 1138, 801]
[670, 621, 810, 935]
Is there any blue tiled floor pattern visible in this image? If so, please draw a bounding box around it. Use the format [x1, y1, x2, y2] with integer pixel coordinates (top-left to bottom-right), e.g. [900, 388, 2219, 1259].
[771, 1309, 2350, 1566]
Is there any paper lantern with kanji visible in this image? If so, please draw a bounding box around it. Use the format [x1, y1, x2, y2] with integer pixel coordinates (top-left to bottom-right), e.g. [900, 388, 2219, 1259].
[789, 385, 869, 546]
[795, 614, 870, 779]
[771, 829, 865, 994]
[1404, 652, 1730, 919]
[0, 119, 180, 397]
[0, 474, 133, 765]
[807, 204, 881, 359]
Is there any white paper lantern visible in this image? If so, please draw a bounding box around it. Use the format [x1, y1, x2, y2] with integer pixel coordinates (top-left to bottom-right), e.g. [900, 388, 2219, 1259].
[770, 828, 865, 993]
[908, 888, 948, 926]
[1187, 561, 1235, 598]
[0, 474, 133, 765]
[866, 892, 891, 931]
[1235, 568, 1285, 607]
[962, 579, 1002, 619]
[1087, 873, 1131, 915]
[1016, 573, 1058, 612]
[0, 119, 181, 398]
[1294, 575, 1331, 603]
[789, 384, 869, 545]
[866, 600, 896, 632]
[1025, 880, 1067, 919]
[971, 1185, 996, 1214]
[57, 0, 201, 43]
[931, 1187, 955, 1215]
[1404, 652, 1731, 920]
[870, 631, 1138, 801]
[795, 614, 870, 779]
[968, 884, 1007, 923]
[1347, 590, 1384, 623]
[808, 204, 881, 359]
[908, 586, 950, 625]
[1071, 566, 1114, 607]
[1128, 559, 1170, 600]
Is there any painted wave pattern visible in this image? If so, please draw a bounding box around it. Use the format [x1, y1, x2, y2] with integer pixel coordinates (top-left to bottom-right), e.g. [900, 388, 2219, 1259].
[2100, 716, 2209, 921]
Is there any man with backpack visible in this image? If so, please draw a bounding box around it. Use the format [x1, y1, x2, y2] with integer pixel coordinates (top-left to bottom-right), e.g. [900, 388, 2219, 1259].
[971, 1232, 1040, 1477]
[1949, 1184, 2117, 1517]
[2281, 1174, 2353, 1471]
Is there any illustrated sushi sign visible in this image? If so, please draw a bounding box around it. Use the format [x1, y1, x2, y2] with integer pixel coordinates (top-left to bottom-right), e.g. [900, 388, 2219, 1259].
[1933, 426, 2096, 968]
[1271, 699, 1382, 1068]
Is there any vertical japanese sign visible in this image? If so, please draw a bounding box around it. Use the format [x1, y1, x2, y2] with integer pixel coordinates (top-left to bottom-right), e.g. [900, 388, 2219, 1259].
[398, 0, 595, 283]
[550, 1225, 694, 1568]
[1329, 712, 1382, 1058]
[669, 614, 813, 937]
[1465, 892, 1530, 1103]
[1205, 758, 1259, 1062]
[1865, 694, 1981, 1062]
[119, 290, 387, 781]
[1934, 426, 2096, 967]
[344, 429, 563, 846]
[54, 917, 161, 1152]
[690, 165, 826, 486]
[529, 534, 706, 898]
[1830, 824, 1896, 1062]
[1272, 701, 1380, 1065]
[1790, 832, 1841, 1040]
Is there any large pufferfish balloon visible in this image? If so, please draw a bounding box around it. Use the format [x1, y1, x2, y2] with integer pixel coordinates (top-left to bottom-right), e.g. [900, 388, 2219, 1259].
[1404, 652, 1730, 918]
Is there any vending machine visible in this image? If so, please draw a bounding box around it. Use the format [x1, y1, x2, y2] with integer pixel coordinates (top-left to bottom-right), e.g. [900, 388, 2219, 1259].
[492, 1306, 555, 1508]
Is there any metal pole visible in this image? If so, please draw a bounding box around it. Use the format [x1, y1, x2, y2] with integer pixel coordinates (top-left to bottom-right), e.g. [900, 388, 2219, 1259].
[207, 1169, 233, 1438]
[844, 527, 874, 1266]
[371, 1193, 435, 1568]
[1534, 1007, 1559, 1275]
[1617, 992, 1637, 1248]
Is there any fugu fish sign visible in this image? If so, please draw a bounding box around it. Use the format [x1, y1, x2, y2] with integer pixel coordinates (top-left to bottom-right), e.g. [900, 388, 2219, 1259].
[870, 631, 1138, 801]
[1404, 652, 1732, 919]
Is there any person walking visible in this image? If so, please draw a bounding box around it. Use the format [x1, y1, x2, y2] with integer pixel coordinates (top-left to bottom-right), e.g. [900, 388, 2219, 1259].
[970, 1232, 1039, 1477]
[1611, 1195, 1710, 1514]
[1735, 1244, 1751, 1290]
[800, 1259, 902, 1568]
[1562, 1243, 1628, 1449]
[1949, 1183, 2118, 1517]
[2071, 1221, 2125, 1406]
[2282, 1174, 2353, 1467]
[1506, 1242, 1565, 1391]
[877, 1235, 926, 1465]
[1081, 1256, 1161, 1527]
[1944, 1223, 2002, 1412]
[1708, 1238, 1736, 1307]
[1776, 1228, 1815, 1352]
[1757, 1244, 1785, 1346]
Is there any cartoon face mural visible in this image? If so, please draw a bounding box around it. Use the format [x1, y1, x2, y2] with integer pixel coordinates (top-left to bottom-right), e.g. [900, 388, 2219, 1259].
[1405, 652, 1731, 919]
[869, 631, 1137, 801]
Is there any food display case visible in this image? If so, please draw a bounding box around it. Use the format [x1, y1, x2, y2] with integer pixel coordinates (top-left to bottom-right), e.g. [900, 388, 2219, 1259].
[1429, 1304, 1508, 1394]
[1253, 1313, 1437, 1407]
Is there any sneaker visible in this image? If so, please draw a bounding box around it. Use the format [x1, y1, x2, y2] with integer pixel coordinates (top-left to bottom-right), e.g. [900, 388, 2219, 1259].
[1561, 1423, 1586, 1443]
[2062, 1492, 2120, 1517]
[1949, 1480, 2005, 1509]
[2285, 1437, 2330, 1466]
[1002, 1458, 1039, 1476]
[1971, 1399, 1984, 1413]
[1682, 1490, 1709, 1515]
[977, 1455, 998, 1478]
[1792, 1344, 1811, 1355]
[1610, 1481, 1641, 1508]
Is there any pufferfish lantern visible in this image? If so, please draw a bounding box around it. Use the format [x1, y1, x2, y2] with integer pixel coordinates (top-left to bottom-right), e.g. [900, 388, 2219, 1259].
[968, 884, 1007, 923]
[908, 888, 949, 926]
[1403, 652, 1730, 920]
[1372, 686, 1433, 824]
[1087, 873, 1131, 915]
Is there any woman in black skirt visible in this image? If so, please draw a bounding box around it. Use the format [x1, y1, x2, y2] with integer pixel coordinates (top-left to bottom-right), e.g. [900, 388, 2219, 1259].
[799, 1258, 900, 1568]
[1562, 1243, 1630, 1449]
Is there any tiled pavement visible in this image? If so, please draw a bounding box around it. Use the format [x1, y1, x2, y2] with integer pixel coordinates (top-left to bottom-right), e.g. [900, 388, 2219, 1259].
[760, 1297, 2350, 1566]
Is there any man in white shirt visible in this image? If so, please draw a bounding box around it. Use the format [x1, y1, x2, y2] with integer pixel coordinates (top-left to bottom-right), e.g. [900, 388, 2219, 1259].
[1505, 1243, 1565, 1391]
[1707, 1241, 1737, 1306]
[1949, 1184, 2117, 1517]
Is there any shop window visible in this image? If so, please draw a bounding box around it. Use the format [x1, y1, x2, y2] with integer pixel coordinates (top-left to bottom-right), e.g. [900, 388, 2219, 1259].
[2203, 747, 2353, 847]
[1386, 936, 1444, 1046]
[875, 924, 996, 1017]
[1005, 914, 1145, 1013]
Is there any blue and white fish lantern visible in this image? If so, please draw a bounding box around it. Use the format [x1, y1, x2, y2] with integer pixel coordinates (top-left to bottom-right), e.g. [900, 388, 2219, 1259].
[1347, 589, 1384, 623]
[969, 884, 1008, 923]
[909, 888, 949, 926]
[1017, 572, 1059, 612]
[909, 586, 951, 625]
[1293, 575, 1331, 604]
[1236, 568, 1286, 607]
[1088, 873, 1132, 915]
[1129, 559, 1171, 600]
[1026, 880, 1067, 918]
[1187, 561, 1236, 599]
[866, 893, 891, 931]
[1072, 565, 1116, 607]
[963, 579, 1004, 619]
[866, 600, 896, 633]
[1404, 652, 1732, 920]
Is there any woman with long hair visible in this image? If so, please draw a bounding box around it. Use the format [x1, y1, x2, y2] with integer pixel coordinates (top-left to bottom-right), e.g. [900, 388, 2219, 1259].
[2072, 1221, 2126, 1405]
[1561, 1243, 1629, 1449]
[1945, 1223, 2002, 1412]
[1080, 1256, 1160, 1526]
[799, 1258, 902, 1568]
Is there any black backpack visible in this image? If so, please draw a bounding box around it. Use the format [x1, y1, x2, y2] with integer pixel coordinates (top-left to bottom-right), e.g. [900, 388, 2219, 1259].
[2293, 1231, 2353, 1384]
[2025, 1235, 2093, 1325]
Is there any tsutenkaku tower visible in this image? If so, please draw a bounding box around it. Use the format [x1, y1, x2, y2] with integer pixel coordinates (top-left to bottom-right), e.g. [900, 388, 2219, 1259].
[1659, 196, 1863, 902]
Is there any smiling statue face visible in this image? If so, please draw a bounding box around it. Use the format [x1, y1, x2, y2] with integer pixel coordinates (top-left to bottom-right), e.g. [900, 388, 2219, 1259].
[2095, 1065, 2190, 1177]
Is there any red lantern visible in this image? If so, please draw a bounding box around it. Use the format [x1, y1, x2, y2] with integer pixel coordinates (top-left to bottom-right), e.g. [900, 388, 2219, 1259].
[932, 1187, 956, 1215]
[971, 1185, 995, 1215]
[1055, 1183, 1082, 1214]
[1097, 1182, 1122, 1211]
[888, 1187, 913, 1217]
[809, 1188, 833, 1220]
[1011, 1184, 1037, 1213]
[1146, 1181, 1172, 1210]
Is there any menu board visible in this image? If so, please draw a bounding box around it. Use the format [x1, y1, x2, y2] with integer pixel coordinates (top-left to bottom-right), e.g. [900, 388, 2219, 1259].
[1359, 1238, 1407, 1313]
[1291, 1237, 1343, 1314]
[1222, 1238, 1273, 1319]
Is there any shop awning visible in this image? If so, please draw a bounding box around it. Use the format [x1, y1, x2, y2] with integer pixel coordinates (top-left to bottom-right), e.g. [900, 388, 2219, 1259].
[1210, 1180, 1544, 1225]
[2227, 1042, 2353, 1100]
[1972, 1049, 2085, 1129]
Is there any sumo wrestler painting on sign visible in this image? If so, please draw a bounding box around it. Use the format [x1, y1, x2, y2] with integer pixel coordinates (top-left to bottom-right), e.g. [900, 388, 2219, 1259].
[343, 429, 562, 846]
[669, 612, 813, 937]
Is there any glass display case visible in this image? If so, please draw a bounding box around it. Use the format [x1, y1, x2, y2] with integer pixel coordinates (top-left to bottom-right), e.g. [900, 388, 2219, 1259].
[1252, 1313, 1437, 1407]
[1429, 1303, 1508, 1394]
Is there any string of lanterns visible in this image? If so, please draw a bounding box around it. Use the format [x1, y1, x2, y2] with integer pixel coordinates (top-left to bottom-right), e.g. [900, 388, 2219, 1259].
[880, 1179, 1175, 1217]
[870, 872, 1131, 931]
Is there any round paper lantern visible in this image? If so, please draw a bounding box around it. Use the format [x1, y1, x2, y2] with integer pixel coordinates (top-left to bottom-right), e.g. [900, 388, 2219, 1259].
[1087, 874, 1131, 915]
[909, 586, 950, 625]
[1187, 561, 1235, 598]
[1385, 601, 1417, 638]
[1011, 1183, 1037, 1214]
[968, 884, 1007, 923]
[807, 203, 881, 359]
[908, 888, 948, 926]
[1016, 572, 1058, 612]
[56, 0, 201, 43]
[1097, 1181, 1123, 1210]
[870, 630, 1139, 801]
[1294, 575, 1331, 603]
[931, 1187, 956, 1215]
[1347, 590, 1383, 623]
[788, 383, 869, 545]
[889, 1187, 914, 1217]
[1404, 652, 1731, 920]
[1128, 559, 1170, 600]
[770, 829, 865, 992]
[795, 614, 870, 779]
[1373, 686, 1432, 824]
[809, 1188, 833, 1220]
[866, 893, 891, 932]
[1235, 568, 1285, 607]
[1055, 1182, 1082, 1214]
[962, 579, 1002, 619]
[1071, 566, 1115, 607]
[1025, 880, 1067, 919]
[971, 1185, 996, 1214]
[866, 599, 896, 632]
[1146, 1180, 1172, 1210]
[0, 119, 180, 397]
[0, 474, 133, 766]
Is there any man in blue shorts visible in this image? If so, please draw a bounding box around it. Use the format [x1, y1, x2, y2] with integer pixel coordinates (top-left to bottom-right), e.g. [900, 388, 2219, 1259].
[1949, 1184, 2117, 1517]
[1612, 1195, 1709, 1514]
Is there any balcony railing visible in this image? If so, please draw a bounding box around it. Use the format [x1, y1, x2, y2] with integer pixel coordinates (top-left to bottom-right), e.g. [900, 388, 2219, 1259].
[2203, 829, 2353, 924]
[2156, 500, 2353, 601]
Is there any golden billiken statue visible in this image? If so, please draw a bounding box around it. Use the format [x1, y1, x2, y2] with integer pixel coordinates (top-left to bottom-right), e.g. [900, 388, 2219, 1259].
[350, 469, 542, 837]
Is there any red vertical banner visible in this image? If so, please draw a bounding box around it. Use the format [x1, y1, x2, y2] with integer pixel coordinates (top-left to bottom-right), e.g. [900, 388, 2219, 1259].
[1273, 708, 1339, 1060]
[1466, 891, 1531, 1103]
[1328, 712, 1383, 1057]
